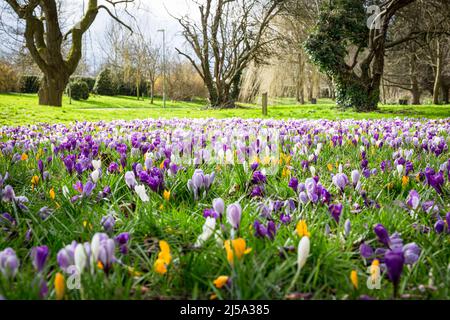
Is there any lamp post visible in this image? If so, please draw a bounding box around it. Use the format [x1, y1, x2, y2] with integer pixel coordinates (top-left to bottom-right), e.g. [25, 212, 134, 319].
[157, 29, 166, 108]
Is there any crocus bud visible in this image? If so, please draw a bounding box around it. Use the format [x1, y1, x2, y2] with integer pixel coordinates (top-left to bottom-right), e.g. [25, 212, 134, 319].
[299, 191, 308, 204]
[212, 198, 225, 216]
[351, 170, 360, 187]
[403, 242, 421, 265]
[31, 245, 49, 273]
[332, 173, 348, 192]
[194, 217, 216, 248]
[134, 185, 149, 202]
[288, 177, 299, 192]
[297, 236, 310, 271]
[101, 215, 115, 233]
[359, 243, 374, 259]
[406, 190, 420, 210]
[328, 203, 343, 223]
[97, 238, 115, 273]
[434, 220, 445, 234]
[385, 249, 404, 296]
[226, 203, 242, 230]
[0, 248, 19, 278]
[374, 224, 390, 246]
[74, 243, 88, 274]
[125, 171, 137, 189]
[344, 219, 351, 237]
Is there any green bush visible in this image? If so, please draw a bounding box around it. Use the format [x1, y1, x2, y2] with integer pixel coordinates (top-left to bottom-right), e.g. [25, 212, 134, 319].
[94, 68, 115, 96]
[68, 81, 89, 100]
[71, 76, 96, 92]
[19, 75, 40, 93]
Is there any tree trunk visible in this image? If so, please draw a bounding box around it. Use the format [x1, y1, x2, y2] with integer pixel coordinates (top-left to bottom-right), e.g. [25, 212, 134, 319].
[441, 84, 449, 104]
[150, 81, 154, 104]
[38, 72, 69, 107]
[433, 41, 442, 105]
[296, 53, 305, 104]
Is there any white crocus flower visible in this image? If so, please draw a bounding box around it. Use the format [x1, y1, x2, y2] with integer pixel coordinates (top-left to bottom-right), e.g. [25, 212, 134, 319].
[310, 166, 316, 177]
[134, 185, 149, 202]
[194, 217, 216, 248]
[74, 244, 87, 274]
[92, 160, 101, 170]
[297, 236, 310, 271]
[91, 169, 100, 183]
[396, 164, 404, 177]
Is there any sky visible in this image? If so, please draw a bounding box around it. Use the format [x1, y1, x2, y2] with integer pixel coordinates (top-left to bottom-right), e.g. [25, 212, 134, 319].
[82, 0, 198, 72]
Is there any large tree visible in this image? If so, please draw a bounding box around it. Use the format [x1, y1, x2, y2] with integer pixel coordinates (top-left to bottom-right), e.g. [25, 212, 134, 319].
[304, 0, 419, 111]
[175, 0, 285, 108]
[3, 0, 134, 106]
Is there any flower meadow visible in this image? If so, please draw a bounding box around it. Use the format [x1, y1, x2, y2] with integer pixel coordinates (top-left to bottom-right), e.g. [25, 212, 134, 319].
[0, 118, 449, 300]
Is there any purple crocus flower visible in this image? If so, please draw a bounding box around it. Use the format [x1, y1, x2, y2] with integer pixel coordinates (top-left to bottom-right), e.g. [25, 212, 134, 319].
[250, 185, 264, 197]
[406, 190, 420, 210]
[125, 171, 137, 189]
[115, 232, 130, 254]
[212, 198, 225, 217]
[434, 220, 445, 234]
[97, 238, 115, 273]
[280, 213, 291, 224]
[226, 203, 242, 230]
[384, 249, 405, 297]
[351, 170, 360, 187]
[288, 177, 299, 192]
[82, 181, 95, 197]
[31, 245, 49, 272]
[203, 208, 219, 219]
[446, 212, 450, 232]
[37, 159, 44, 177]
[253, 220, 267, 238]
[328, 203, 343, 223]
[253, 220, 276, 240]
[403, 243, 421, 265]
[57, 241, 77, 272]
[0, 248, 20, 278]
[305, 178, 318, 203]
[360, 243, 374, 259]
[108, 162, 119, 174]
[101, 215, 116, 233]
[38, 207, 53, 220]
[332, 173, 348, 192]
[374, 224, 390, 247]
[251, 170, 266, 184]
[2, 185, 15, 202]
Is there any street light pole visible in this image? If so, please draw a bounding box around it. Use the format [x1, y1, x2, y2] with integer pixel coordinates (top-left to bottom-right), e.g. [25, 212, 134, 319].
[157, 29, 166, 108]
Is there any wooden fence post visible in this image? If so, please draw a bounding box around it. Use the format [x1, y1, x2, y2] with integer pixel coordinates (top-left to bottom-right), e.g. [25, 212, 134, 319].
[262, 93, 268, 116]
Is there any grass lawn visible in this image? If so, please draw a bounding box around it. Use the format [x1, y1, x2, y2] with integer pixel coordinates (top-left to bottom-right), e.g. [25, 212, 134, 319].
[1, 93, 449, 126]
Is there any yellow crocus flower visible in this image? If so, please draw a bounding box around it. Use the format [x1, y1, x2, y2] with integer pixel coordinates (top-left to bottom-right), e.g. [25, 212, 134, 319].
[296, 220, 311, 238]
[158, 240, 172, 265]
[213, 276, 229, 289]
[224, 238, 252, 265]
[31, 175, 39, 185]
[154, 258, 167, 275]
[350, 270, 358, 289]
[21, 153, 28, 161]
[49, 188, 56, 200]
[163, 190, 170, 201]
[54, 272, 65, 300]
[402, 176, 409, 188]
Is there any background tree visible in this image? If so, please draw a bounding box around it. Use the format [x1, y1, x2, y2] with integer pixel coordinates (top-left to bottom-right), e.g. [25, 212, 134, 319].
[175, 0, 285, 108]
[304, 0, 419, 111]
[3, 0, 135, 106]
